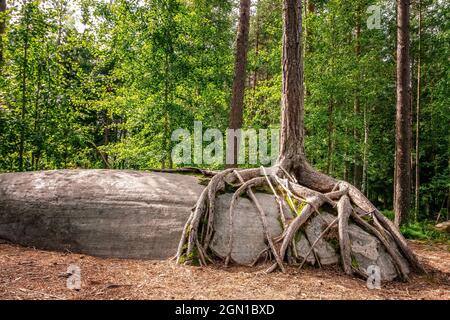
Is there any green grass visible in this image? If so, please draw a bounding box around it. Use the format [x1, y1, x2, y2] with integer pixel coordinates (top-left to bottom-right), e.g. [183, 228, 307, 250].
[400, 222, 449, 243]
[381, 210, 449, 243]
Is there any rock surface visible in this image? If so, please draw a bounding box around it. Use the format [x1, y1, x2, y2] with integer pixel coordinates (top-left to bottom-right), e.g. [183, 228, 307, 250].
[0, 170, 408, 280]
[295, 232, 316, 265]
[317, 213, 409, 281]
[210, 193, 283, 265]
[304, 214, 340, 265]
[0, 170, 204, 259]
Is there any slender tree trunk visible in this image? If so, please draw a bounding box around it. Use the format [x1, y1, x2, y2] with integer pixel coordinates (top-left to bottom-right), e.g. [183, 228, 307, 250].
[414, 0, 421, 221]
[253, 2, 259, 92]
[32, 63, 42, 170]
[394, 0, 412, 227]
[19, 1, 30, 172]
[228, 0, 251, 167]
[162, 21, 173, 169]
[0, 0, 6, 70]
[362, 103, 369, 196]
[40, 44, 52, 171]
[344, 127, 349, 181]
[103, 111, 110, 168]
[326, 99, 334, 174]
[353, 4, 363, 190]
[57, 1, 63, 46]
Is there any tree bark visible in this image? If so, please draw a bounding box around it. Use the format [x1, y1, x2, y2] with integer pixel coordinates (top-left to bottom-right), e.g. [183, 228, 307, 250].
[253, 1, 259, 91]
[228, 0, 251, 167]
[278, 0, 306, 171]
[362, 103, 369, 196]
[414, 0, 421, 221]
[19, 0, 30, 172]
[353, 3, 363, 190]
[394, 0, 412, 227]
[326, 99, 334, 174]
[0, 0, 6, 70]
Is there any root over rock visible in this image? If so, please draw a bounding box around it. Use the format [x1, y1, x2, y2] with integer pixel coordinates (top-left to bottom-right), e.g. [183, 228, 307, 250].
[176, 165, 425, 282]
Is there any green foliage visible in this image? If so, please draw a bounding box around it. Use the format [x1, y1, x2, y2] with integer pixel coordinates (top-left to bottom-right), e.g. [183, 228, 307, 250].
[0, 0, 234, 170]
[382, 210, 449, 242]
[382, 210, 395, 221]
[351, 255, 360, 269]
[0, 0, 448, 225]
[400, 222, 450, 243]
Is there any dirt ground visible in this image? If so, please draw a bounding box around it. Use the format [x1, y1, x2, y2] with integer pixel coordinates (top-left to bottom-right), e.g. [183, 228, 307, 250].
[0, 241, 448, 300]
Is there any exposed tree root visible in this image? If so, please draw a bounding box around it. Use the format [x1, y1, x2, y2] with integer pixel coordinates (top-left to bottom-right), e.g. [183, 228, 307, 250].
[337, 195, 352, 275]
[175, 165, 425, 282]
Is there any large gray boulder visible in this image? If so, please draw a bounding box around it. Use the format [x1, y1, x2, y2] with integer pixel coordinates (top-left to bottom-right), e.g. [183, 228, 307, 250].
[0, 170, 407, 281]
[0, 170, 203, 259]
[210, 193, 283, 265]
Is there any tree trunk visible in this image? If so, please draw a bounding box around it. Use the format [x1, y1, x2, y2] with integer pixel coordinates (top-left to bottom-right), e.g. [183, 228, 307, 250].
[32, 63, 43, 171]
[19, 1, 30, 172]
[228, 0, 251, 167]
[353, 4, 363, 190]
[362, 103, 369, 196]
[326, 99, 334, 174]
[278, 0, 305, 170]
[103, 111, 111, 168]
[0, 0, 6, 70]
[253, 2, 259, 91]
[414, 0, 421, 221]
[394, 0, 412, 227]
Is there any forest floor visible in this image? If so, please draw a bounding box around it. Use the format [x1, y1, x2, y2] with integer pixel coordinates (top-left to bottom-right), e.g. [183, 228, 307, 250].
[0, 241, 448, 300]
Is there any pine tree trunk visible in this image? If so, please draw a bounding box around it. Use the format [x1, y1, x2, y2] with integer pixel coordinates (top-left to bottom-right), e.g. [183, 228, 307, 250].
[278, 0, 306, 170]
[19, 1, 30, 172]
[362, 103, 369, 196]
[394, 0, 412, 227]
[353, 4, 363, 190]
[253, 2, 259, 92]
[414, 0, 422, 221]
[0, 0, 6, 70]
[228, 0, 251, 167]
[326, 99, 334, 174]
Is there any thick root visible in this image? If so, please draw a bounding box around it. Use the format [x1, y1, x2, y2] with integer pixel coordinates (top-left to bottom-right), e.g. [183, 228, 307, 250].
[337, 195, 352, 275]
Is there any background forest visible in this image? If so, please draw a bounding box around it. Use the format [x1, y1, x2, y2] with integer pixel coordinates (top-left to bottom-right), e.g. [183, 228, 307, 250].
[0, 0, 448, 232]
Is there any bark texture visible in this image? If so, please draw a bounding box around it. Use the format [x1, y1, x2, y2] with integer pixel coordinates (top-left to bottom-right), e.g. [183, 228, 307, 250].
[0, 0, 6, 69]
[228, 0, 251, 167]
[394, 0, 412, 227]
[279, 0, 305, 171]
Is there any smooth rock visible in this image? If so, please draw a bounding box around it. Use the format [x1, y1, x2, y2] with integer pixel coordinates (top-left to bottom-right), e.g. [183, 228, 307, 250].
[0, 170, 204, 259]
[304, 214, 340, 265]
[210, 193, 284, 265]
